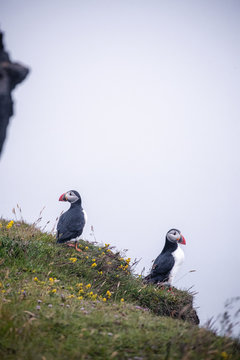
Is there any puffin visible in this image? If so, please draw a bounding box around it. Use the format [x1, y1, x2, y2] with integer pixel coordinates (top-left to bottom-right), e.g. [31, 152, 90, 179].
[56, 190, 87, 252]
[145, 228, 186, 285]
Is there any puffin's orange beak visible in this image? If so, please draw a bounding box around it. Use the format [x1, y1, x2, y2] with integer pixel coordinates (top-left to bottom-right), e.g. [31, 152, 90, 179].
[179, 235, 186, 245]
[59, 193, 67, 201]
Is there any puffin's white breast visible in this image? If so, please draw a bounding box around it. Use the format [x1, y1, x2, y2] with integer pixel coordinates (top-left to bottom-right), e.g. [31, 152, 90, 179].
[83, 210, 87, 224]
[169, 246, 185, 284]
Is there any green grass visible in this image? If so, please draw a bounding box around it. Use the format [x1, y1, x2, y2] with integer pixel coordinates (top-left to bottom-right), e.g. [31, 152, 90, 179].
[0, 220, 239, 359]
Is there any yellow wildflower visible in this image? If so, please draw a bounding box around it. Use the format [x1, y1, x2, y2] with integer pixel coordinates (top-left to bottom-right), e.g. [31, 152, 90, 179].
[78, 289, 84, 294]
[89, 291, 93, 296]
[121, 298, 124, 302]
[86, 256, 89, 259]
[126, 258, 131, 264]
[98, 247, 102, 251]
[0, 223, 2, 228]
[86, 283, 91, 289]
[6, 220, 14, 229]
[77, 296, 83, 300]
[101, 252, 105, 256]
[91, 294, 97, 300]
[107, 249, 111, 253]
[105, 243, 110, 248]
[221, 352, 228, 359]
[67, 294, 75, 299]
[51, 289, 57, 293]
[85, 246, 89, 250]
[119, 257, 124, 261]
[0, 282, 2, 288]
[98, 271, 103, 275]
[106, 290, 112, 298]
[91, 262, 97, 268]
[34, 277, 38, 282]
[76, 283, 83, 288]
[69, 257, 77, 263]
[49, 277, 54, 283]
[92, 258, 96, 262]
[102, 297, 107, 302]
[1, 290, 6, 293]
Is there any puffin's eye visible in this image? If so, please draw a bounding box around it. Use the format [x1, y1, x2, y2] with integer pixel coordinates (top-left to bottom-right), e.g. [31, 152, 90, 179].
[173, 232, 176, 235]
[69, 192, 72, 196]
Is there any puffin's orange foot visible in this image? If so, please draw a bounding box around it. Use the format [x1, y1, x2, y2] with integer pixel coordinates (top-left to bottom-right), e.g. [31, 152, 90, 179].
[66, 242, 82, 252]
[75, 246, 82, 252]
[75, 243, 82, 252]
[67, 243, 75, 248]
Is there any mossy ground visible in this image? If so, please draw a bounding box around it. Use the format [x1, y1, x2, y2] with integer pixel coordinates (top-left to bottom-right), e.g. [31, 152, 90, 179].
[0, 220, 239, 359]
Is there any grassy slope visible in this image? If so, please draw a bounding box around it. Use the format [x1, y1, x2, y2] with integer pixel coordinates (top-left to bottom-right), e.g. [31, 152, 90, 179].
[0, 220, 239, 360]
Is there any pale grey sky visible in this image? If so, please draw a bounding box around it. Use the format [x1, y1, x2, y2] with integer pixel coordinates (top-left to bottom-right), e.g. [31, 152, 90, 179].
[1, 0, 240, 329]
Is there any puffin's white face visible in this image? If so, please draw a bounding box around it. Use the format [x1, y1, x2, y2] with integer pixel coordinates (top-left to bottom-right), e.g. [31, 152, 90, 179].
[167, 229, 186, 245]
[59, 190, 80, 204]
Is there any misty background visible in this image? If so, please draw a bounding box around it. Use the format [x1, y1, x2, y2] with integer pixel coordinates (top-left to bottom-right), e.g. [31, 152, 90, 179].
[1, 0, 240, 329]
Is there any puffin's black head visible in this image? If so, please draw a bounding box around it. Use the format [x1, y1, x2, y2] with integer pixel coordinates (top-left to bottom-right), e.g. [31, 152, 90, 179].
[166, 228, 186, 245]
[59, 190, 82, 205]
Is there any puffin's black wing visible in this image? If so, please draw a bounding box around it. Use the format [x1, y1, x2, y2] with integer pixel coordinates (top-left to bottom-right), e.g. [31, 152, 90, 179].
[146, 252, 174, 284]
[57, 208, 85, 243]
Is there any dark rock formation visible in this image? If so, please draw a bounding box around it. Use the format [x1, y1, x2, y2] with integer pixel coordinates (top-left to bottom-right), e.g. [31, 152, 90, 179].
[0, 31, 29, 157]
